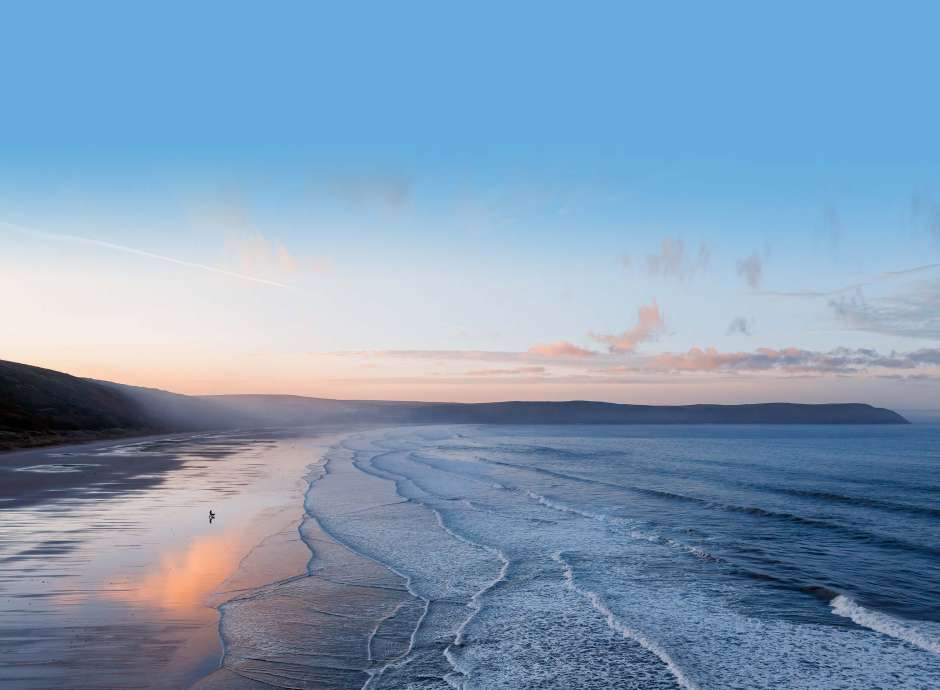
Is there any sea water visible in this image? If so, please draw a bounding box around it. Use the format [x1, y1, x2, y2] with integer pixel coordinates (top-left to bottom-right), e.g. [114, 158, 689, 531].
[290, 424, 939, 689]
[5, 424, 936, 688]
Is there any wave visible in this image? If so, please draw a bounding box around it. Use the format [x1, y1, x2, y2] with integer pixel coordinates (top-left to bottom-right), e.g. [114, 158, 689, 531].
[305, 442, 436, 689]
[488, 447, 940, 522]
[553, 551, 697, 690]
[409, 447, 732, 570]
[516, 478, 938, 625]
[830, 595, 940, 655]
[344, 438, 513, 688]
[761, 487, 940, 519]
[623, 451, 940, 498]
[478, 456, 940, 559]
[524, 489, 611, 522]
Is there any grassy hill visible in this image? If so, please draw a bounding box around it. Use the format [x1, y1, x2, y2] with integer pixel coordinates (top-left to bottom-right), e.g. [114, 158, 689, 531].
[0, 360, 157, 449]
[0, 360, 249, 449]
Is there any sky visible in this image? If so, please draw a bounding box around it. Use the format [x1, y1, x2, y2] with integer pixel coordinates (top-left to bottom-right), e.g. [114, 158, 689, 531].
[2, 2, 939, 407]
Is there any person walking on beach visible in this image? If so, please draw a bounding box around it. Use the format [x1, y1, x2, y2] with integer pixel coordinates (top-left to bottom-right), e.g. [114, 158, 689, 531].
[208, 510, 215, 524]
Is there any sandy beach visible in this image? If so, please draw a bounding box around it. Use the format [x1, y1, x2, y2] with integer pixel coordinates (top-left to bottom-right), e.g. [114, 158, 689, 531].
[0, 429, 344, 689]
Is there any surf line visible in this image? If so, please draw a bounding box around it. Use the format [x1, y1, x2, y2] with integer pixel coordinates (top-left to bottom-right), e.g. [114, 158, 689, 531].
[830, 595, 940, 655]
[310, 436, 434, 690]
[552, 550, 700, 690]
[351, 440, 513, 687]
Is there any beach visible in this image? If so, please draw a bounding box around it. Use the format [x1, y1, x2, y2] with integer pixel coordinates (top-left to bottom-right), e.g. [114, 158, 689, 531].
[0, 429, 339, 689]
[2, 424, 939, 689]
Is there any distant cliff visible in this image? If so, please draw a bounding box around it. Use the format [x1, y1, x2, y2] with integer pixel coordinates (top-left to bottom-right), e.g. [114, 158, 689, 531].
[203, 395, 910, 426]
[0, 359, 909, 450]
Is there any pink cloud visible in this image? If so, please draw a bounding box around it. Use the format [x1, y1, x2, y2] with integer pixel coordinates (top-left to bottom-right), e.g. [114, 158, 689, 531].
[227, 229, 310, 280]
[647, 346, 928, 374]
[591, 301, 666, 353]
[276, 242, 298, 273]
[652, 347, 754, 371]
[527, 341, 598, 358]
[465, 366, 547, 376]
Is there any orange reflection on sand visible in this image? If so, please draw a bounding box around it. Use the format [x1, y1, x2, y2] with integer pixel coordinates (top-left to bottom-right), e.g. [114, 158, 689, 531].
[109, 530, 244, 613]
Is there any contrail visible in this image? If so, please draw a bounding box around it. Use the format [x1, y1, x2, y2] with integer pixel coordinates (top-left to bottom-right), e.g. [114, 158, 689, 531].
[760, 262, 940, 298]
[0, 220, 292, 289]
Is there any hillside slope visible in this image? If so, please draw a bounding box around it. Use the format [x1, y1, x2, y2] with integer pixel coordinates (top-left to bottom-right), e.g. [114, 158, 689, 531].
[0, 359, 910, 451]
[203, 395, 910, 426]
[0, 360, 156, 449]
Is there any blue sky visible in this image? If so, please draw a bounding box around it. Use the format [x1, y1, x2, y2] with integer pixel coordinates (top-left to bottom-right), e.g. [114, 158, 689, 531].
[2, 2, 939, 406]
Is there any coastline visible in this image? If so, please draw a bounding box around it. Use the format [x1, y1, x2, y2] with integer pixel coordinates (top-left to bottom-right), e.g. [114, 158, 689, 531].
[0, 427, 165, 453]
[194, 429, 425, 689]
[3, 424, 937, 688]
[212, 424, 940, 689]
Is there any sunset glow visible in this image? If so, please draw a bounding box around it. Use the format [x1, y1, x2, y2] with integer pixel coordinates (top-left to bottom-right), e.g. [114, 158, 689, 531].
[1, 4, 938, 410]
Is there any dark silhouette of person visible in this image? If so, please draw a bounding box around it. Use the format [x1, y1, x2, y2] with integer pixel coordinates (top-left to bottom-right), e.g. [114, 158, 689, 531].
[209, 510, 215, 524]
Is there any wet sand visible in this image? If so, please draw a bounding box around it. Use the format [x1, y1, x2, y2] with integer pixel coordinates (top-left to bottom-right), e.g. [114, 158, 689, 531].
[0, 429, 341, 689]
[193, 516, 420, 690]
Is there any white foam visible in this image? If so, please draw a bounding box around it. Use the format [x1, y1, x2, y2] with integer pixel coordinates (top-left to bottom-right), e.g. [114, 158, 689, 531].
[525, 490, 609, 522]
[553, 551, 699, 690]
[15, 463, 101, 473]
[830, 595, 940, 655]
[308, 428, 940, 689]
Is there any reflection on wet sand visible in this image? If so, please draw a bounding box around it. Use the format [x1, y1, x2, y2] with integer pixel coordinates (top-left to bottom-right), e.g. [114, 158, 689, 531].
[193, 516, 421, 690]
[0, 431, 328, 690]
[109, 530, 244, 611]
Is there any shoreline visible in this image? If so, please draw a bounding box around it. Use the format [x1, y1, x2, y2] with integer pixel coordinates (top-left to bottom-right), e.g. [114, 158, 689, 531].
[219, 424, 940, 689]
[0, 428, 340, 689]
[193, 429, 424, 689]
[0, 427, 189, 454]
[3, 424, 937, 688]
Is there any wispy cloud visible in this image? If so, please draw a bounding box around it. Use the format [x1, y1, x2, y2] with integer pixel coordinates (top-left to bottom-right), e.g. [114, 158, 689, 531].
[348, 303, 667, 364]
[464, 366, 547, 376]
[910, 192, 940, 241]
[755, 255, 940, 341]
[649, 345, 940, 375]
[1, 220, 293, 289]
[312, 170, 412, 210]
[818, 204, 841, 253]
[203, 195, 317, 281]
[331, 343, 940, 385]
[341, 350, 526, 362]
[645, 237, 710, 280]
[591, 301, 666, 353]
[736, 252, 763, 289]
[344, 347, 601, 366]
[829, 281, 940, 339]
[226, 229, 301, 278]
[761, 263, 940, 298]
[726, 316, 752, 336]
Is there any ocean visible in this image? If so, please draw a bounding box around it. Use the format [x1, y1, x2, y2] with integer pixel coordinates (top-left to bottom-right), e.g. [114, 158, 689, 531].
[2, 425, 938, 688]
[237, 424, 939, 689]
